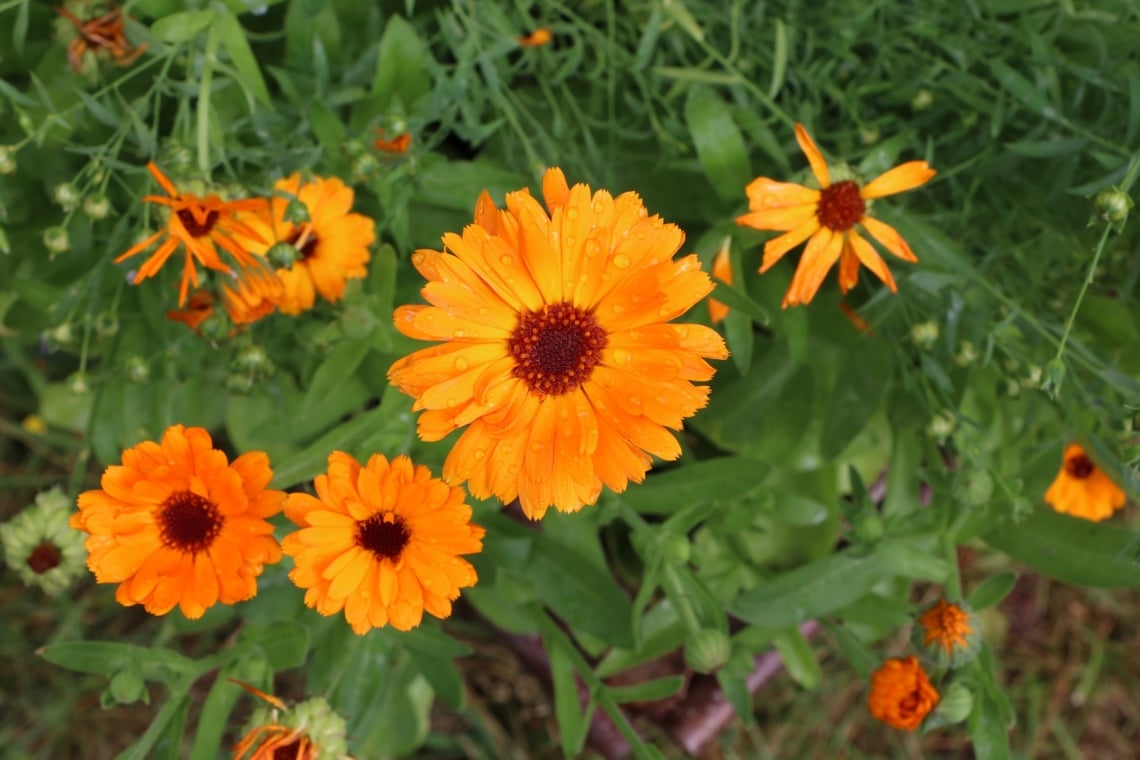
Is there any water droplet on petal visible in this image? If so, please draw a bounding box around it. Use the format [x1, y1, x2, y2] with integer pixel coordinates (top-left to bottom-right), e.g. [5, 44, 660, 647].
[567, 207, 580, 220]
[613, 254, 631, 269]
[455, 357, 469, 371]
[474, 449, 486, 459]
[500, 254, 514, 265]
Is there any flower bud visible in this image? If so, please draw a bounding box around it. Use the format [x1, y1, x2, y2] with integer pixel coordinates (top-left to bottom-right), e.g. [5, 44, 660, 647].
[351, 152, 380, 183]
[930, 681, 973, 726]
[103, 667, 149, 707]
[68, 372, 90, 394]
[267, 241, 300, 269]
[283, 199, 310, 225]
[909, 321, 939, 350]
[239, 696, 349, 760]
[926, 411, 956, 442]
[911, 598, 981, 668]
[43, 226, 70, 254]
[1040, 357, 1065, 399]
[1095, 187, 1132, 228]
[53, 183, 80, 211]
[0, 487, 87, 595]
[82, 195, 111, 220]
[0, 146, 15, 174]
[953, 340, 977, 367]
[94, 311, 119, 337]
[684, 629, 731, 673]
[124, 356, 150, 384]
[660, 533, 692, 565]
[911, 89, 934, 111]
[959, 470, 993, 507]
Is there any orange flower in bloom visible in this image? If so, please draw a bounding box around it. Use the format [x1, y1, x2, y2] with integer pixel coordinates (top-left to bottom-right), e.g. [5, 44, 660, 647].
[518, 27, 553, 47]
[70, 425, 284, 619]
[868, 656, 939, 731]
[707, 238, 733, 325]
[221, 266, 284, 326]
[282, 452, 485, 633]
[167, 290, 216, 331]
[115, 163, 269, 306]
[388, 168, 729, 519]
[1044, 443, 1126, 522]
[233, 175, 375, 315]
[736, 124, 936, 308]
[56, 5, 147, 73]
[373, 130, 412, 154]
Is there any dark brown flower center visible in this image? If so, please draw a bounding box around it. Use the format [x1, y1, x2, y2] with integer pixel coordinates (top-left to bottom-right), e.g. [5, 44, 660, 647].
[176, 208, 220, 238]
[286, 226, 319, 260]
[273, 739, 307, 760]
[158, 490, 223, 554]
[1065, 454, 1095, 479]
[357, 514, 410, 561]
[508, 301, 607, 396]
[27, 541, 63, 574]
[816, 180, 866, 232]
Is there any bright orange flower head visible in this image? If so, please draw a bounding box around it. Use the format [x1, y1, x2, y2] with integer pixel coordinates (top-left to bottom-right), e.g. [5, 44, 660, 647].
[913, 598, 980, 667]
[518, 27, 553, 47]
[388, 168, 730, 519]
[115, 163, 270, 306]
[868, 656, 939, 731]
[736, 124, 936, 308]
[167, 289, 216, 332]
[282, 452, 485, 634]
[232, 174, 375, 315]
[373, 130, 412, 154]
[707, 237, 733, 325]
[70, 425, 284, 619]
[1044, 443, 1126, 522]
[221, 265, 284, 326]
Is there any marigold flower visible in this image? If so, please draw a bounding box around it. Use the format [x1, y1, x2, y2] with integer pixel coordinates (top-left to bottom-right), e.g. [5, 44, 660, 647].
[736, 124, 936, 308]
[0, 488, 87, 595]
[167, 290, 216, 331]
[233, 175, 375, 314]
[221, 266, 284, 326]
[707, 238, 733, 325]
[233, 694, 350, 760]
[115, 163, 270, 306]
[518, 27, 553, 47]
[282, 452, 485, 633]
[56, 4, 147, 74]
[913, 598, 980, 667]
[868, 655, 939, 731]
[388, 168, 729, 519]
[70, 425, 284, 619]
[1044, 443, 1126, 522]
[373, 130, 412, 154]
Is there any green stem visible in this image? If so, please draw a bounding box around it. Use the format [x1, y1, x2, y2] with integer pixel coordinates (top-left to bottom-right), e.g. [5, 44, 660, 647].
[1053, 223, 1113, 364]
[197, 19, 221, 173]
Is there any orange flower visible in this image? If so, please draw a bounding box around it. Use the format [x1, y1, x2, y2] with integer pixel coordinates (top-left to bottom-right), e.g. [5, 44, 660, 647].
[167, 290, 216, 331]
[232, 175, 375, 315]
[70, 424, 284, 619]
[707, 238, 733, 325]
[388, 168, 729, 519]
[231, 690, 348, 760]
[518, 27, 553, 47]
[1044, 443, 1126, 521]
[868, 656, 939, 731]
[233, 724, 315, 760]
[913, 598, 980, 667]
[221, 265, 283, 326]
[736, 124, 936, 308]
[282, 452, 484, 633]
[56, 4, 147, 73]
[115, 163, 270, 306]
[373, 130, 412, 154]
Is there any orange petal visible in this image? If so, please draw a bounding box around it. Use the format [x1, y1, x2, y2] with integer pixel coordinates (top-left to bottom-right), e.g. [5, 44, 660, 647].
[782, 228, 842, 308]
[542, 167, 570, 209]
[736, 203, 817, 232]
[742, 177, 820, 209]
[760, 218, 820, 273]
[861, 217, 918, 262]
[861, 161, 936, 200]
[794, 124, 830, 188]
[849, 230, 897, 292]
[146, 162, 179, 198]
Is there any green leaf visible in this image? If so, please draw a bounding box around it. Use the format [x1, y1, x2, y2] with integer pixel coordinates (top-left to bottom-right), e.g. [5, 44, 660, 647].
[710, 280, 771, 326]
[772, 627, 821, 689]
[530, 533, 634, 648]
[876, 540, 950, 582]
[215, 11, 273, 108]
[239, 621, 311, 670]
[968, 688, 1013, 760]
[39, 641, 196, 678]
[188, 655, 271, 760]
[818, 338, 891, 460]
[1005, 137, 1088, 157]
[150, 10, 216, 43]
[823, 621, 878, 679]
[663, 564, 726, 633]
[989, 60, 1055, 118]
[967, 571, 1019, 611]
[596, 600, 686, 678]
[546, 635, 591, 757]
[984, 510, 1140, 588]
[609, 675, 685, 703]
[270, 402, 398, 488]
[684, 85, 752, 201]
[115, 695, 191, 760]
[620, 457, 768, 515]
[372, 15, 432, 108]
[300, 339, 372, 414]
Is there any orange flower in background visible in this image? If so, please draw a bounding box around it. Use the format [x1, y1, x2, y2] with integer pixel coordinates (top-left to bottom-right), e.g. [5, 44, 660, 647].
[70, 425, 284, 619]
[917, 599, 973, 655]
[231, 689, 348, 760]
[233, 723, 315, 760]
[167, 290, 216, 331]
[388, 167, 729, 519]
[518, 27, 553, 47]
[868, 656, 939, 731]
[707, 238, 733, 325]
[373, 129, 412, 154]
[56, 4, 147, 73]
[282, 452, 485, 633]
[736, 123, 936, 308]
[233, 174, 375, 314]
[1044, 443, 1126, 521]
[221, 265, 284, 326]
[115, 162, 270, 306]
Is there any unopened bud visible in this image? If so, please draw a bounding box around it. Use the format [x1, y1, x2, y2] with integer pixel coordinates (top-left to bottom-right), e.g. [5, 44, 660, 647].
[68, 372, 90, 394]
[267, 241, 300, 269]
[953, 340, 977, 367]
[104, 668, 148, 707]
[911, 89, 934, 111]
[0, 487, 87, 595]
[94, 311, 119, 337]
[124, 356, 149, 384]
[1095, 187, 1132, 228]
[283, 199, 310, 225]
[43, 226, 70, 254]
[351, 153, 380, 182]
[1040, 357, 1065, 399]
[910, 321, 940, 350]
[926, 411, 956, 442]
[82, 195, 111, 220]
[53, 183, 80, 211]
[684, 629, 731, 673]
[660, 533, 692, 565]
[0, 146, 15, 174]
[932, 681, 974, 726]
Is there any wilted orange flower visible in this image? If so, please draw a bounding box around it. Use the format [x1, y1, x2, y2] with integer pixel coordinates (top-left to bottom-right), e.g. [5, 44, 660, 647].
[736, 124, 936, 308]
[56, 4, 147, 73]
[282, 452, 484, 633]
[115, 163, 269, 306]
[918, 599, 973, 654]
[231, 687, 348, 760]
[167, 290, 216, 331]
[708, 238, 733, 325]
[373, 130, 412, 154]
[234, 723, 314, 760]
[221, 266, 283, 326]
[388, 167, 729, 519]
[518, 27, 553, 47]
[233, 175, 375, 315]
[1044, 443, 1126, 522]
[70, 424, 284, 619]
[868, 656, 939, 731]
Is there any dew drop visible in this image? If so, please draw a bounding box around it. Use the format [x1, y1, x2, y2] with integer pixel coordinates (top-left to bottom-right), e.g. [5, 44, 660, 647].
[613, 254, 631, 269]
[613, 349, 632, 365]
[446, 397, 458, 408]
[500, 254, 514, 265]
[455, 357, 469, 371]
[474, 449, 486, 459]
[453, 329, 466, 338]
[567, 207, 580, 220]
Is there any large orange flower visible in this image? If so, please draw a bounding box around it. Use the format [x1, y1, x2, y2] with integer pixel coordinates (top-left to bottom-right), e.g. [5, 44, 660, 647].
[1044, 443, 1126, 521]
[736, 124, 936, 308]
[115, 163, 271, 306]
[233, 175, 375, 315]
[388, 168, 729, 519]
[70, 425, 284, 619]
[867, 656, 939, 731]
[282, 452, 484, 634]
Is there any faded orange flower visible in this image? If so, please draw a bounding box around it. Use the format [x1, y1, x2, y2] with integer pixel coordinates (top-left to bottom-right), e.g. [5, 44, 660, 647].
[115, 163, 269, 306]
[70, 425, 284, 619]
[518, 27, 553, 47]
[231, 688, 349, 760]
[707, 238, 733, 325]
[388, 168, 729, 519]
[1045, 443, 1126, 522]
[167, 290, 216, 331]
[221, 266, 283, 326]
[282, 452, 484, 633]
[373, 130, 412, 154]
[736, 124, 936, 308]
[868, 656, 939, 731]
[56, 4, 147, 73]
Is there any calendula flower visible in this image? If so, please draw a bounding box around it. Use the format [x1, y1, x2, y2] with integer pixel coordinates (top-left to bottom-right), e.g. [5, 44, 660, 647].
[233, 692, 350, 760]
[707, 238, 733, 325]
[221, 266, 283, 326]
[282, 452, 485, 633]
[518, 27, 553, 47]
[233, 175, 375, 314]
[70, 425, 284, 619]
[56, 4, 147, 74]
[373, 130, 412, 154]
[115, 163, 270, 306]
[167, 290, 216, 331]
[912, 598, 980, 667]
[1044, 443, 1126, 522]
[736, 124, 936, 308]
[868, 656, 939, 731]
[0, 488, 87, 595]
[388, 168, 729, 519]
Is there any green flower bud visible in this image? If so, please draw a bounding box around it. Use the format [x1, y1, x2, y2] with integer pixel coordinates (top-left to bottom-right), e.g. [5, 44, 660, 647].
[94, 311, 119, 337]
[911, 89, 934, 111]
[0, 146, 15, 175]
[43, 226, 70, 254]
[267, 241, 300, 269]
[161, 142, 194, 172]
[852, 510, 885, 543]
[231, 344, 274, 377]
[684, 629, 731, 674]
[911, 598, 981, 668]
[953, 340, 977, 367]
[283, 199, 310, 225]
[49, 323, 74, 344]
[960, 469, 993, 507]
[82, 195, 111, 220]
[103, 667, 149, 706]
[1095, 187, 1132, 228]
[0, 487, 87, 595]
[928, 681, 973, 728]
[225, 372, 256, 395]
[659, 533, 692, 565]
[53, 183, 80, 211]
[124, 356, 150, 384]
[198, 312, 233, 342]
[68, 372, 90, 394]
[1040, 357, 1065, 400]
[926, 411, 956, 443]
[351, 153, 380, 182]
[909, 321, 940, 350]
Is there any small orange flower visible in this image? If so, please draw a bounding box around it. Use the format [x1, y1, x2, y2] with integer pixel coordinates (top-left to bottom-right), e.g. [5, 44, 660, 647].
[167, 290, 216, 331]
[115, 163, 270, 306]
[70, 425, 284, 619]
[736, 123, 936, 308]
[373, 130, 412, 154]
[868, 656, 939, 731]
[282, 452, 485, 633]
[1044, 443, 1126, 522]
[913, 598, 980, 667]
[708, 238, 733, 325]
[56, 4, 147, 73]
[518, 27, 553, 47]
